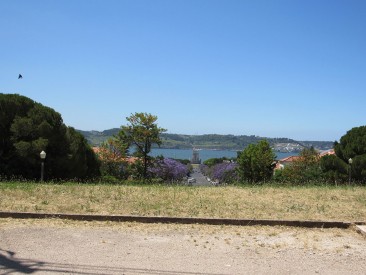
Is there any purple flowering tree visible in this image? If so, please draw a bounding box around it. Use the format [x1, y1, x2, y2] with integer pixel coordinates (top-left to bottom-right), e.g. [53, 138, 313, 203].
[200, 164, 209, 176]
[211, 162, 238, 184]
[150, 158, 189, 182]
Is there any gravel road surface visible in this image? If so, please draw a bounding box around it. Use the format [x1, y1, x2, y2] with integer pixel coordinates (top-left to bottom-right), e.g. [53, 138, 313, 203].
[1, 219, 365, 274]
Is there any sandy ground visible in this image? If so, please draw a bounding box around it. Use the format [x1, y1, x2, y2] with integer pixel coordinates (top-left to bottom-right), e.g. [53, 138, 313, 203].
[1, 219, 366, 275]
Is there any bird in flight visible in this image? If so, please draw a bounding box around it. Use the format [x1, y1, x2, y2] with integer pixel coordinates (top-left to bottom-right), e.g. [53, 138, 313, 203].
[18, 74, 23, 79]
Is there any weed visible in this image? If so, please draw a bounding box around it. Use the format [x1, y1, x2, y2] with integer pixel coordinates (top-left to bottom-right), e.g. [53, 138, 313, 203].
[268, 231, 279, 237]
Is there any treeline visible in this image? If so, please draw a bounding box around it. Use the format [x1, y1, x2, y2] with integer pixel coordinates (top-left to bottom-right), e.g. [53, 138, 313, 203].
[2, 94, 365, 185]
[160, 133, 277, 150]
[200, 126, 366, 185]
[0, 94, 100, 180]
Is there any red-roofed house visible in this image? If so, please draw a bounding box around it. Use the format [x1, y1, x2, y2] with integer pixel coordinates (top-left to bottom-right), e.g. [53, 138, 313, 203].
[319, 149, 335, 157]
[274, 155, 301, 170]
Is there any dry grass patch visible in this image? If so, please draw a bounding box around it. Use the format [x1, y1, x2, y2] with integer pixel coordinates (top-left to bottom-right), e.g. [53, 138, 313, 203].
[0, 182, 365, 221]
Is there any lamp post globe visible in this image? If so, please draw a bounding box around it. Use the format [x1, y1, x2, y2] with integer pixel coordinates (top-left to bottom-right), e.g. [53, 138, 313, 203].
[348, 158, 353, 185]
[40, 151, 46, 159]
[40, 151, 46, 182]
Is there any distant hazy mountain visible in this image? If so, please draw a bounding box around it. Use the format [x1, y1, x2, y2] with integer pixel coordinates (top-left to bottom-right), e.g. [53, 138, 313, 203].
[77, 128, 334, 152]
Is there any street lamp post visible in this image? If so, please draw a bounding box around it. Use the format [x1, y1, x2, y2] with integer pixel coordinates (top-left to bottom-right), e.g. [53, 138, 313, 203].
[40, 151, 46, 182]
[348, 158, 353, 185]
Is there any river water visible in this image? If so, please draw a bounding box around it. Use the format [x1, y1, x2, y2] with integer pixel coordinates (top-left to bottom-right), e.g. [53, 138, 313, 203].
[150, 148, 296, 162]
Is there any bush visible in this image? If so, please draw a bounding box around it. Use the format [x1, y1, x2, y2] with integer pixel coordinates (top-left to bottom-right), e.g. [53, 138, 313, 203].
[237, 140, 276, 183]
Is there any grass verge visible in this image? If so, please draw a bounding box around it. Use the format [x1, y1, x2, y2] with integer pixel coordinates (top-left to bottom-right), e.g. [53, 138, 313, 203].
[0, 182, 365, 222]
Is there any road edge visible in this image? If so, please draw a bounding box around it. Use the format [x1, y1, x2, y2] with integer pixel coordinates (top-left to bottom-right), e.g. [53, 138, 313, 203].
[1, 211, 363, 230]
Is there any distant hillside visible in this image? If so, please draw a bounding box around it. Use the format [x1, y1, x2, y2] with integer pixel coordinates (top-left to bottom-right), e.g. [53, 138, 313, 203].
[78, 128, 334, 152]
[77, 129, 117, 147]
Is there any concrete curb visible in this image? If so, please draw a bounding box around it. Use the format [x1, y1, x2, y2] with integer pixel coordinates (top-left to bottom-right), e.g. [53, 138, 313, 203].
[355, 225, 366, 237]
[0, 211, 356, 229]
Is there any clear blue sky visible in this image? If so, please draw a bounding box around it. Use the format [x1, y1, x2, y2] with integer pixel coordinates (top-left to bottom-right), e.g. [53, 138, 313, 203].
[1, 0, 365, 141]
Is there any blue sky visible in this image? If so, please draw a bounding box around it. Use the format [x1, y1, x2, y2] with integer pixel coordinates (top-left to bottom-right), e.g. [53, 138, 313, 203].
[1, 0, 365, 141]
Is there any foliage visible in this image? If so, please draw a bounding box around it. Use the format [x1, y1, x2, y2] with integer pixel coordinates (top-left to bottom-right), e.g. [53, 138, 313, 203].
[174, 158, 191, 165]
[149, 158, 189, 182]
[0, 94, 100, 180]
[126, 159, 145, 180]
[211, 162, 238, 184]
[320, 154, 348, 184]
[97, 137, 128, 179]
[200, 164, 209, 176]
[65, 127, 100, 179]
[334, 126, 366, 160]
[334, 126, 366, 183]
[117, 113, 166, 180]
[200, 158, 238, 184]
[274, 147, 322, 184]
[204, 157, 233, 167]
[237, 140, 276, 183]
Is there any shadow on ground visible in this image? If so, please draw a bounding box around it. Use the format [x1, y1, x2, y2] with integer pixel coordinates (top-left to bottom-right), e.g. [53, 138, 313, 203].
[0, 249, 39, 274]
[0, 249, 222, 275]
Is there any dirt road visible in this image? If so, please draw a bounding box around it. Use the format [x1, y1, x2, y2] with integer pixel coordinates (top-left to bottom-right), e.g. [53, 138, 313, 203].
[1, 219, 365, 274]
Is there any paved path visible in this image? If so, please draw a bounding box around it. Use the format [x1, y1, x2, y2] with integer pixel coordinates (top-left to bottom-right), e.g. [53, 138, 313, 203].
[190, 168, 211, 186]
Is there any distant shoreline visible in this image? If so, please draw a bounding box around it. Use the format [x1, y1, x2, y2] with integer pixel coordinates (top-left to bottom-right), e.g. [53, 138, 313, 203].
[78, 129, 333, 153]
[154, 146, 301, 153]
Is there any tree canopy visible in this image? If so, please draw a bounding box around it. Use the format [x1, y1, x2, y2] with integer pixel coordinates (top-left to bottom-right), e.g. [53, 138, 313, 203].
[276, 147, 322, 184]
[0, 94, 100, 180]
[237, 139, 276, 183]
[333, 126, 366, 183]
[97, 137, 129, 180]
[117, 112, 166, 179]
[149, 158, 189, 182]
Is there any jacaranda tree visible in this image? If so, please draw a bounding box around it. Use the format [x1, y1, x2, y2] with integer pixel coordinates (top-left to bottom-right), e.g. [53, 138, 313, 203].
[149, 158, 188, 182]
[211, 162, 238, 184]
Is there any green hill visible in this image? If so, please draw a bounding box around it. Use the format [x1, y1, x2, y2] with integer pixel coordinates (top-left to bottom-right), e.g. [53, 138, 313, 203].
[77, 129, 334, 152]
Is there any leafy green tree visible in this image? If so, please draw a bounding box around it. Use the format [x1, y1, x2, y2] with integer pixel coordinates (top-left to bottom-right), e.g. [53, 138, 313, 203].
[279, 147, 322, 184]
[299, 146, 318, 166]
[237, 140, 276, 183]
[65, 127, 101, 179]
[117, 112, 166, 180]
[320, 154, 348, 184]
[0, 94, 100, 180]
[333, 126, 366, 183]
[334, 126, 366, 160]
[126, 159, 145, 180]
[298, 146, 322, 183]
[203, 157, 234, 167]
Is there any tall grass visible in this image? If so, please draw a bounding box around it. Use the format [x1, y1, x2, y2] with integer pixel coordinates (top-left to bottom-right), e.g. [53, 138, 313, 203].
[0, 181, 365, 222]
